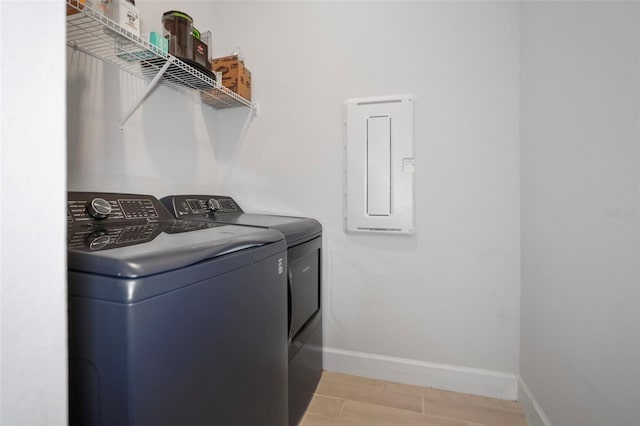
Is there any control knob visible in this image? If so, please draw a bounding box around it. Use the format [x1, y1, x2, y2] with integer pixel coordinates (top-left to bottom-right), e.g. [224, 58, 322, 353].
[207, 198, 221, 212]
[85, 229, 111, 251]
[86, 198, 112, 220]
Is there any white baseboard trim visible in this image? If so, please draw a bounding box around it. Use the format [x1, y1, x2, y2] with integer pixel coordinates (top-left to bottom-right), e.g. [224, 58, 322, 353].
[323, 347, 518, 401]
[518, 376, 552, 426]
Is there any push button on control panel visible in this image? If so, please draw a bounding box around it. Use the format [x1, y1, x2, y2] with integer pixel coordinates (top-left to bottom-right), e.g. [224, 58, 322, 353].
[118, 199, 159, 219]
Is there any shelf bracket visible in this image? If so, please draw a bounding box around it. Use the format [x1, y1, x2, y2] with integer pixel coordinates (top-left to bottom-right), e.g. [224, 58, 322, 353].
[119, 59, 172, 130]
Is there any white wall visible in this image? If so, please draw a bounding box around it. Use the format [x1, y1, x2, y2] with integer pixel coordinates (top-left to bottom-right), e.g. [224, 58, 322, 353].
[0, 1, 68, 425]
[212, 1, 523, 396]
[520, 2, 640, 425]
[10, 1, 637, 423]
[67, 1, 247, 196]
[68, 1, 522, 399]
[211, 1, 522, 395]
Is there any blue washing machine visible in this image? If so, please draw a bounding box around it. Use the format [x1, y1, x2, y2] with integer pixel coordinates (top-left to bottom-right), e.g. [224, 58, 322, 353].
[67, 192, 288, 426]
[161, 195, 323, 426]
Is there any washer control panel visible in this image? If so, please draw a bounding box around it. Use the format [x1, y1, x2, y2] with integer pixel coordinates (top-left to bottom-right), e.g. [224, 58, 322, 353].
[67, 219, 217, 252]
[68, 192, 173, 224]
[162, 195, 243, 218]
[68, 222, 162, 251]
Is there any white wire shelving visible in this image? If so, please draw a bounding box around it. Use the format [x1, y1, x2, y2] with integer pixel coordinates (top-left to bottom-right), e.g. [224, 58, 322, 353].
[66, 0, 255, 128]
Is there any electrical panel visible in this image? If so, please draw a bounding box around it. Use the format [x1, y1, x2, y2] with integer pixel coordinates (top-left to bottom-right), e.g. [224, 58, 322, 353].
[344, 94, 416, 235]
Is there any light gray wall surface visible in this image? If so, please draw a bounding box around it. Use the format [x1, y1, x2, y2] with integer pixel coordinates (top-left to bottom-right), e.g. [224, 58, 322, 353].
[1, 2, 68, 425]
[204, 1, 522, 386]
[36, 1, 640, 424]
[520, 2, 640, 425]
[67, 0, 521, 397]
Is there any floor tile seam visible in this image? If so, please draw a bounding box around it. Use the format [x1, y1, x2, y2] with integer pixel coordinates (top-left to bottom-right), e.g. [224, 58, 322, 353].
[319, 379, 525, 423]
[306, 394, 347, 420]
[305, 409, 343, 421]
[337, 398, 346, 420]
[483, 406, 524, 414]
[320, 378, 426, 402]
[312, 394, 423, 412]
[310, 393, 511, 426]
[326, 374, 520, 413]
[421, 407, 523, 426]
[314, 393, 347, 403]
[334, 395, 452, 417]
[420, 396, 491, 426]
[449, 398, 524, 414]
[322, 376, 385, 390]
[382, 383, 524, 414]
[424, 412, 483, 426]
[301, 412, 349, 426]
[318, 376, 526, 425]
[322, 384, 526, 424]
[422, 397, 527, 418]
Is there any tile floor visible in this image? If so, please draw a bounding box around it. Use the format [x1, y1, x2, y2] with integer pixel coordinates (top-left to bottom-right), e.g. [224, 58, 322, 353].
[300, 371, 529, 426]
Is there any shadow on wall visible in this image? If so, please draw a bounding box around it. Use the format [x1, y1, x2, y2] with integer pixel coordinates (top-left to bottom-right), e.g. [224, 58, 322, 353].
[67, 43, 256, 193]
[343, 230, 418, 252]
[67, 49, 125, 183]
[206, 106, 255, 188]
[141, 86, 203, 184]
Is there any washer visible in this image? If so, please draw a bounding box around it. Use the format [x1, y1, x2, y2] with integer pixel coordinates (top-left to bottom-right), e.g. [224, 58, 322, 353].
[67, 192, 288, 426]
[161, 194, 322, 426]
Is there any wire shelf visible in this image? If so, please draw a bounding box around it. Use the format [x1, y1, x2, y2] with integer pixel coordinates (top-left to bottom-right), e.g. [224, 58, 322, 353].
[66, 0, 255, 110]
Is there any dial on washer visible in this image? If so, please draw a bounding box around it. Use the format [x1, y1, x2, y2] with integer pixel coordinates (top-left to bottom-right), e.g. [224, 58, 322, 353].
[207, 198, 221, 212]
[86, 198, 112, 220]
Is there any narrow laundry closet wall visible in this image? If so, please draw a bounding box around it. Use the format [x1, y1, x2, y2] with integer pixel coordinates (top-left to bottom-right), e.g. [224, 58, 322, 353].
[66, 1, 228, 195]
[67, 0, 520, 398]
[1, 2, 67, 425]
[208, 1, 521, 398]
[520, 2, 640, 424]
[67, 1, 521, 398]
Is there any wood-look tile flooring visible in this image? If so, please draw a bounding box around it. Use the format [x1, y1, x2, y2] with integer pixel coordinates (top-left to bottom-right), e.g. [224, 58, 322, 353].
[300, 371, 528, 426]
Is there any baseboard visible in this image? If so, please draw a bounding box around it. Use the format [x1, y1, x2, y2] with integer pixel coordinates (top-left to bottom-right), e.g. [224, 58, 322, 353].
[323, 346, 518, 400]
[518, 376, 552, 426]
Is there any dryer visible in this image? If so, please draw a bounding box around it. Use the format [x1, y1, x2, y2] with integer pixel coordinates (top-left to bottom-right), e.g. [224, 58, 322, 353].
[161, 194, 322, 426]
[67, 192, 288, 426]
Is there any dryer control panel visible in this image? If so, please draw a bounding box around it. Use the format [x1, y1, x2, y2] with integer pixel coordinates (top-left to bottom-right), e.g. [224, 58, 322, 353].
[68, 192, 174, 224]
[162, 195, 243, 218]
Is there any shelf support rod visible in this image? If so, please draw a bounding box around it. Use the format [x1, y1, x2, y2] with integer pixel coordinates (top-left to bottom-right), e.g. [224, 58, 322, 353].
[120, 59, 172, 130]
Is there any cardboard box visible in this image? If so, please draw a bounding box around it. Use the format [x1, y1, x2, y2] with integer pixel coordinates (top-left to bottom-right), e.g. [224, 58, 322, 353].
[66, 0, 86, 16]
[211, 55, 251, 101]
[68, 0, 113, 17]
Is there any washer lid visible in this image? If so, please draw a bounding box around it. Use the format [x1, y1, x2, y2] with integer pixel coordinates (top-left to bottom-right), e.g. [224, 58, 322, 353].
[68, 220, 284, 278]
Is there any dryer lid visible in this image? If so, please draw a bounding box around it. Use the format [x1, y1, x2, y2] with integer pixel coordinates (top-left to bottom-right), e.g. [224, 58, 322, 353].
[211, 213, 321, 247]
[160, 195, 322, 247]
